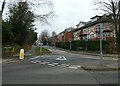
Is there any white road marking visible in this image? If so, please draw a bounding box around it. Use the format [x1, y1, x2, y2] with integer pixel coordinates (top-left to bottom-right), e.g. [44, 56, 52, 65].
[30, 56, 40, 60]
[31, 61, 37, 63]
[68, 65, 81, 69]
[61, 64, 69, 67]
[68, 66, 78, 69]
[48, 64, 55, 66]
[2, 59, 13, 62]
[71, 65, 81, 68]
[56, 56, 67, 61]
[52, 63, 59, 65]
[31, 59, 82, 70]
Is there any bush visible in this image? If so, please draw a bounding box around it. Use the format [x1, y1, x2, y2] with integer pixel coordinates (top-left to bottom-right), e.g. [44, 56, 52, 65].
[2, 44, 32, 57]
[56, 40, 109, 51]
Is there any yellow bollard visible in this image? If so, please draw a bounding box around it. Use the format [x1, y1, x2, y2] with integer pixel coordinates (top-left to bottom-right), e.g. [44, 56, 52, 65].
[19, 49, 24, 59]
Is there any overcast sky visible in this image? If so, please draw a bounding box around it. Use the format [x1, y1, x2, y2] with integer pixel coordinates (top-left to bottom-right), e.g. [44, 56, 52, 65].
[35, 0, 96, 36]
[1, 0, 97, 36]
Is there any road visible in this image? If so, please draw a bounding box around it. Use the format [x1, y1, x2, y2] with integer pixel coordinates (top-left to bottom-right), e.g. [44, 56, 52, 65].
[2, 46, 119, 84]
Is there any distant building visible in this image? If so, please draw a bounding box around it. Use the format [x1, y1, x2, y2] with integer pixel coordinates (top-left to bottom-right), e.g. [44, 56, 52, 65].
[57, 27, 75, 42]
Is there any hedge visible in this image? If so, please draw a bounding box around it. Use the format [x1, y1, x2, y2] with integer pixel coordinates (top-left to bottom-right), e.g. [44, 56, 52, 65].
[55, 40, 109, 51]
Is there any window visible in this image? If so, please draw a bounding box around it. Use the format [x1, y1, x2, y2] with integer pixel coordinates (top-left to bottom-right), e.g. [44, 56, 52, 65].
[90, 34, 94, 38]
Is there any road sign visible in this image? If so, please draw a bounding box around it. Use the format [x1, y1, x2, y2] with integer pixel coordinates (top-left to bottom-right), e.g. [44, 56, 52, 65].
[56, 56, 67, 61]
[84, 38, 88, 42]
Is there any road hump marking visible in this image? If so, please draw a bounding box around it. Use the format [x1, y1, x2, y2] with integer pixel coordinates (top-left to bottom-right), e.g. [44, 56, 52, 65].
[56, 56, 67, 61]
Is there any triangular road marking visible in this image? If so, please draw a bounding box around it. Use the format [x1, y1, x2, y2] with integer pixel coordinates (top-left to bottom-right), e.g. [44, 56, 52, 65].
[56, 56, 67, 61]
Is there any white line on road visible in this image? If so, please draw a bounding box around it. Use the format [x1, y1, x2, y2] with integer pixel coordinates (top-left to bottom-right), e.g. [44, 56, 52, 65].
[30, 56, 40, 60]
[68, 66, 78, 69]
[2, 59, 13, 62]
[68, 65, 81, 69]
[48, 64, 55, 66]
[52, 63, 59, 65]
[31, 61, 37, 64]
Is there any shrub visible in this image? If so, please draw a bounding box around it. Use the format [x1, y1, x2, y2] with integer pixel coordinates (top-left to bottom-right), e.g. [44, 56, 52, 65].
[56, 40, 109, 51]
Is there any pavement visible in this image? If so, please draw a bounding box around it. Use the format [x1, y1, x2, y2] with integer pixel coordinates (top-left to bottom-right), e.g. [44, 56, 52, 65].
[52, 46, 119, 60]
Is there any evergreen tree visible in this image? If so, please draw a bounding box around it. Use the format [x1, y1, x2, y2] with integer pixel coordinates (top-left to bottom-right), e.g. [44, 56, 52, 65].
[8, 2, 35, 45]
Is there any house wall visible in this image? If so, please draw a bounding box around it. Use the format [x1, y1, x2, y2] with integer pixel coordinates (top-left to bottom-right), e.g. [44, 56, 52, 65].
[64, 32, 73, 41]
[73, 22, 115, 41]
[74, 31, 80, 40]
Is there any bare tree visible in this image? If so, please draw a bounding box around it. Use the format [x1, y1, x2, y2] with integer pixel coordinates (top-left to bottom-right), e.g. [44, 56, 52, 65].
[94, 0, 120, 54]
[51, 31, 57, 46]
[2, 0, 55, 24]
[26, 0, 55, 25]
[39, 29, 50, 45]
[51, 31, 57, 37]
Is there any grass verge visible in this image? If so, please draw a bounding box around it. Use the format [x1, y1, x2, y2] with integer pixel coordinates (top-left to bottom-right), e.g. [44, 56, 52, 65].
[2, 44, 31, 57]
[36, 47, 52, 55]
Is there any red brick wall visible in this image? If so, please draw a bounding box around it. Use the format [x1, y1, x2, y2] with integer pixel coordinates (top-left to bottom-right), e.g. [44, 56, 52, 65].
[64, 32, 73, 42]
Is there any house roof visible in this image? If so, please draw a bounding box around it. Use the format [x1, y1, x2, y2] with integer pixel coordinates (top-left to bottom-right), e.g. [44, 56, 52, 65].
[73, 15, 112, 32]
[76, 21, 88, 26]
[90, 15, 102, 19]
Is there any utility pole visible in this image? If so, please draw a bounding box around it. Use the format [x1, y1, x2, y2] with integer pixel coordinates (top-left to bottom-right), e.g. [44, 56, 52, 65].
[118, 0, 120, 57]
[69, 41, 71, 50]
[97, 23, 103, 65]
[100, 23, 103, 65]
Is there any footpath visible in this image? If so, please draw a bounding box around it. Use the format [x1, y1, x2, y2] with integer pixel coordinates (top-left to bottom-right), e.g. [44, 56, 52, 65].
[51, 46, 119, 71]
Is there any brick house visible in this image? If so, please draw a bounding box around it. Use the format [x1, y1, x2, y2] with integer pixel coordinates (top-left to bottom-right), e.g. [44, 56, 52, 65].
[57, 27, 75, 42]
[73, 15, 115, 41]
[57, 31, 65, 42]
[74, 21, 87, 40]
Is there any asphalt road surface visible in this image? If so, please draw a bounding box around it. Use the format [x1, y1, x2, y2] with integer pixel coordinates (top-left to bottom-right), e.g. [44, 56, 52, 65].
[2, 46, 119, 84]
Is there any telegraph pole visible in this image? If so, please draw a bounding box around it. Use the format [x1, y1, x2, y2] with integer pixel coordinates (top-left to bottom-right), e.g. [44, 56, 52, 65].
[69, 41, 71, 50]
[118, 0, 120, 57]
[97, 23, 103, 65]
[100, 23, 103, 65]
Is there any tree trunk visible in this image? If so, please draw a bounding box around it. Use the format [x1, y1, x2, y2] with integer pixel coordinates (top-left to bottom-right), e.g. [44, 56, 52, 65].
[118, 1, 120, 58]
[2, 0, 6, 14]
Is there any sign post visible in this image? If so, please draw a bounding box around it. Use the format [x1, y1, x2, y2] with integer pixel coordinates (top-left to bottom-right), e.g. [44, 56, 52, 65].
[84, 37, 88, 51]
[69, 41, 71, 50]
